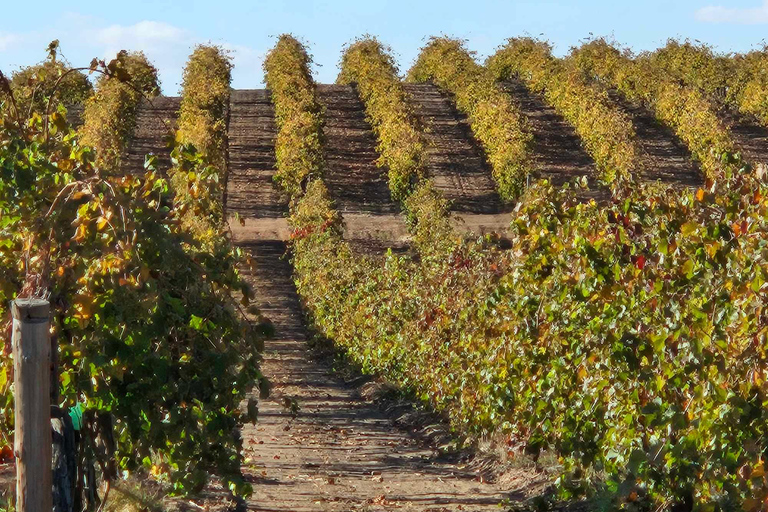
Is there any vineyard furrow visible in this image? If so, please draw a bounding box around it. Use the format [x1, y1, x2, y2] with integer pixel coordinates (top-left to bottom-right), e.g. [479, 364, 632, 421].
[718, 108, 768, 168]
[235, 240, 541, 511]
[403, 83, 505, 214]
[315, 84, 399, 215]
[500, 78, 600, 188]
[602, 89, 702, 187]
[66, 104, 84, 129]
[315, 84, 409, 253]
[227, 89, 287, 219]
[121, 96, 180, 174]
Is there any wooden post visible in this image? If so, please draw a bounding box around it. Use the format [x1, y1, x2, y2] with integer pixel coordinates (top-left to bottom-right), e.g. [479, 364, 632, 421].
[12, 298, 52, 512]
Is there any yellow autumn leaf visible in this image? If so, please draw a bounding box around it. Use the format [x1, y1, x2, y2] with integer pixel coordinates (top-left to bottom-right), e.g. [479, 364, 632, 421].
[73, 224, 87, 242]
[57, 158, 73, 172]
[96, 216, 109, 231]
[680, 222, 697, 236]
[752, 461, 765, 479]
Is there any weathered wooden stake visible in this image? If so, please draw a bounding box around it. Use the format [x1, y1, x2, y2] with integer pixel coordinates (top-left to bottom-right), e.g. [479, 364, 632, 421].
[12, 298, 52, 512]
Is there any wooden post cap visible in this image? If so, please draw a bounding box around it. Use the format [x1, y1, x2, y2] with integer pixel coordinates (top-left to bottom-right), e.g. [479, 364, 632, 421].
[11, 299, 50, 321]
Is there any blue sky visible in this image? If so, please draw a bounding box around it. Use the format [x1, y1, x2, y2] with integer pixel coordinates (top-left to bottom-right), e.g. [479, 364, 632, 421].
[1, 0, 767, 92]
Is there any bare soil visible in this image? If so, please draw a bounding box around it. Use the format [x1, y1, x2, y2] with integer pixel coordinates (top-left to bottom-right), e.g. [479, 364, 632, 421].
[67, 104, 84, 129]
[316, 84, 410, 254]
[500, 79, 600, 190]
[121, 96, 180, 175]
[604, 90, 703, 187]
[316, 84, 401, 217]
[234, 240, 549, 511]
[717, 107, 768, 169]
[403, 83, 507, 215]
[227, 89, 288, 220]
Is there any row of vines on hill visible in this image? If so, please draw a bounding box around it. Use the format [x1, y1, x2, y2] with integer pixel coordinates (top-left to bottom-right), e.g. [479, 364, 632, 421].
[336, 36, 455, 253]
[263, 35, 325, 199]
[487, 37, 638, 188]
[731, 49, 768, 126]
[6, 42, 92, 116]
[337, 37, 425, 201]
[407, 37, 534, 202]
[648, 39, 768, 129]
[0, 45, 263, 500]
[269, 34, 768, 510]
[172, 45, 233, 240]
[78, 51, 160, 170]
[568, 39, 745, 180]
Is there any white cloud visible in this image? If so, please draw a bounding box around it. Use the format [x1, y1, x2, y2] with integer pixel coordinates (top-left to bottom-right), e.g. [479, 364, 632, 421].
[0, 33, 20, 52]
[94, 21, 189, 55]
[0, 19, 265, 92]
[86, 21, 194, 91]
[696, 1, 768, 24]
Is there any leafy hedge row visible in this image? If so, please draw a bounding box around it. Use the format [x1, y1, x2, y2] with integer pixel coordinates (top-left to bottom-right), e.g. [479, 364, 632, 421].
[337, 37, 425, 201]
[294, 175, 768, 511]
[568, 39, 743, 180]
[407, 37, 534, 202]
[269, 35, 768, 510]
[7, 45, 92, 116]
[646, 39, 733, 106]
[487, 37, 638, 187]
[172, 45, 233, 241]
[263, 35, 325, 199]
[0, 52, 261, 498]
[79, 51, 160, 170]
[645, 40, 768, 134]
[731, 50, 768, 127]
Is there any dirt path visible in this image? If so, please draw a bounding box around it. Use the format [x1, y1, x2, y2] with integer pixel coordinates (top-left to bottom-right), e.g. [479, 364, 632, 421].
[604, 90, 702, 187]
[233, 240, 545, 511]
[121, 96, 180, 174]
[718, 107, 768, 169]
[316, 84, 400, 216]
[315, 84, 409, 253]
[226, 86, 548, 511]
[227, 90, 288, 220]
[67, 104, 84, 129]
[500, 79, 600, 190]
[403, 83, 506, 215]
